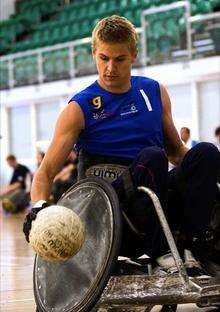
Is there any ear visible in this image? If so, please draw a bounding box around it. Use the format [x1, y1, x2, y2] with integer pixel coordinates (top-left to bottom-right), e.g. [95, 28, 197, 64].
[131, 50, 138, 64]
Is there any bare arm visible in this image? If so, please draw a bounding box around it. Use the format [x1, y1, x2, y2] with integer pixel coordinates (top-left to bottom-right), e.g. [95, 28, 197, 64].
[160, 84, 188, 166]
[1, 182, 21, 195]
[31, 102, 84, 203]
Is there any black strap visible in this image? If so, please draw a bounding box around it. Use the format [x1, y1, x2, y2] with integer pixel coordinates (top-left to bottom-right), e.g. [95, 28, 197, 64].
[77, 150, 132, 180]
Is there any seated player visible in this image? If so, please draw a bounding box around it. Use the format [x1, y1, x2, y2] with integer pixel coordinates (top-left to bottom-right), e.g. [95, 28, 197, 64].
[23, 16, 220, 276]
[51, 150, 77, 203]
[1, 155, 32, 213]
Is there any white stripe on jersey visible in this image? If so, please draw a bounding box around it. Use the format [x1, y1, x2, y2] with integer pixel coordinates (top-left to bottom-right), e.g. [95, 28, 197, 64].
[140, 89, 153, 112]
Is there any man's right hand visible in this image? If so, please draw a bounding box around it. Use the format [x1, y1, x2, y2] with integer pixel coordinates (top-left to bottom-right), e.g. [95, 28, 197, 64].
[23, 201, 49, 243]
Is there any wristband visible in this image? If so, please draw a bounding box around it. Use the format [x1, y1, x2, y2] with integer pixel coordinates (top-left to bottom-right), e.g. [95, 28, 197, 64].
[33, 200, 47, 208]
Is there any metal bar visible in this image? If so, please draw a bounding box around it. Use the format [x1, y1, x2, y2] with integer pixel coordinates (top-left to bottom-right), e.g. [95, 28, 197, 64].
[141, 12, 147, 66]
[185, 0, 192, 59]
[0, 37, 92, 62]
[142, 1, 188, 16]
[37, 52, 44, 84]
[138, 186, 190, 290]
[69, 44, 75, 78]
[190, 12, 220, 23]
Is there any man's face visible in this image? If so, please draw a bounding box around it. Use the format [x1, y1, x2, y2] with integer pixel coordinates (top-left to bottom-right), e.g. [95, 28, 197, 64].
[93, 41, 137, 92]
[7, 159, 17, 168]
[180, 128, 190, 143]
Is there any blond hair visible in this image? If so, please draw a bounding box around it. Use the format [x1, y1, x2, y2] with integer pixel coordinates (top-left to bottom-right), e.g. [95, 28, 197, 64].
[92, 15, 138, 53]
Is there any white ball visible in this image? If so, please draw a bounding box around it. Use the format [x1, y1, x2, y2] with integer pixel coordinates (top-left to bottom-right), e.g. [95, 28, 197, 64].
[29, 205, 85, 262]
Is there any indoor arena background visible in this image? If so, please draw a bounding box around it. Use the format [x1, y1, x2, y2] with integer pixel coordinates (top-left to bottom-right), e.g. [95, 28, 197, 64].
[0, 0, 219, 311]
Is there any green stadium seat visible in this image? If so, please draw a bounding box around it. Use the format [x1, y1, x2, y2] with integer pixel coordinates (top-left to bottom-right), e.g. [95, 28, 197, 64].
[13, 55, 35, 84]
[70, 23, 81, 40]
[194, 0, 212, 14]
[61, 25, 71, 42]
[133, 8, 142, 26]
[151, 20, 165, 40]
[77, 6, 88, 19]
[157, 36, 173, 54]
[56, 11, 68, 23]
[55, 26, 64, 43]
[69, 8, 78, 20]
[148, 40, 158, 54]
[87, 4, 98, 18]
[130, 0, 140, 8]
[140, 0, 151, 8]
[43, 48, 70, 81]
[165, 18, 180, 41]
[55, 49, 70, 77]
[14, 58, 26, 85]
[97, 1, 108, 15]
[108, 0, 118, 13]
[74, 44, 95, 76]
[122, 10, 134, 23]
[43, 51, 55, 80]
[41, 30, 51, 46]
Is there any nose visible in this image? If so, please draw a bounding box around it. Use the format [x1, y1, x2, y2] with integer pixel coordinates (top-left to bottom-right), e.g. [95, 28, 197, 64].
[107, 60, 115, 73]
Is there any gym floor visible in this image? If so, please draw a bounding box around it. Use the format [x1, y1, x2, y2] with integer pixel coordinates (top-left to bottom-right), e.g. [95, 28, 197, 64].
[0, 209, 218, 312]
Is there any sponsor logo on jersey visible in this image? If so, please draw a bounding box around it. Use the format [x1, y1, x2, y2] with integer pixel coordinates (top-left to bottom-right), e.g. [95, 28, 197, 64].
[120, 103, 138, 116]
[92, 109, 114, 120]
[86, 164, 127, 182]
[91, 96, 103, 109]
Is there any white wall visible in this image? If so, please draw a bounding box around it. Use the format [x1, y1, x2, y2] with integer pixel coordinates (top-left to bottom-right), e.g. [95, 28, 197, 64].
[166, 84, 192, 131]
[199, 80, 220, 142]
[0, 105, 10, 189]
[1, 56, 220, 184]
[0, 0, 15, 21]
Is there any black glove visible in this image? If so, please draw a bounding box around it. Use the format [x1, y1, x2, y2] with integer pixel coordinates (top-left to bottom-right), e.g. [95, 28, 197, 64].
[23, 201, 49, 243]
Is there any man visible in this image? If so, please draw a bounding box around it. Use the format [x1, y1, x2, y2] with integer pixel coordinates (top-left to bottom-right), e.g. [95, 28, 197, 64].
[180, 127, 198, 149]
[23, 16, 220, 275]
[1, 155, 31, 213]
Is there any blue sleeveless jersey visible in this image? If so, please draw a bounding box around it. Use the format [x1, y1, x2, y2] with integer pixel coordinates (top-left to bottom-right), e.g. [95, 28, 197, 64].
[69, 76, 164, 160]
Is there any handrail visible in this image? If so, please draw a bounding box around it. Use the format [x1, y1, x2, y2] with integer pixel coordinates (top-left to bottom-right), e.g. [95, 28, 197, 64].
[190, 11, 220, 23]
[0, 37, 92, 61]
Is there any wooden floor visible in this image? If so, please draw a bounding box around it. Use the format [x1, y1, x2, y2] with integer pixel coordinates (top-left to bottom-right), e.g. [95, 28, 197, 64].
[0, 208, 36, 312]
[0, 207, 218, 312]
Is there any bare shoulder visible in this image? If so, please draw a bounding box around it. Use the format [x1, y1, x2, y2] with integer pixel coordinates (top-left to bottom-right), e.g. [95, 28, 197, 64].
[56, 101, 85, 134]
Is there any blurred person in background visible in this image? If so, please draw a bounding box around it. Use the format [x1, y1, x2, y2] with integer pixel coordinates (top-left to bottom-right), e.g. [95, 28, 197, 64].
[0, 155, 32, 213]
[180, 127, 198, 149]
[51, 150, 78, 203]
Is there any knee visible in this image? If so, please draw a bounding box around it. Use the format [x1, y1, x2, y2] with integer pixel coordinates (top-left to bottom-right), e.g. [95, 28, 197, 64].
[184, 142, 220, 174]
[193, 142, 220, 162]
[137, 147, 168, 166]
